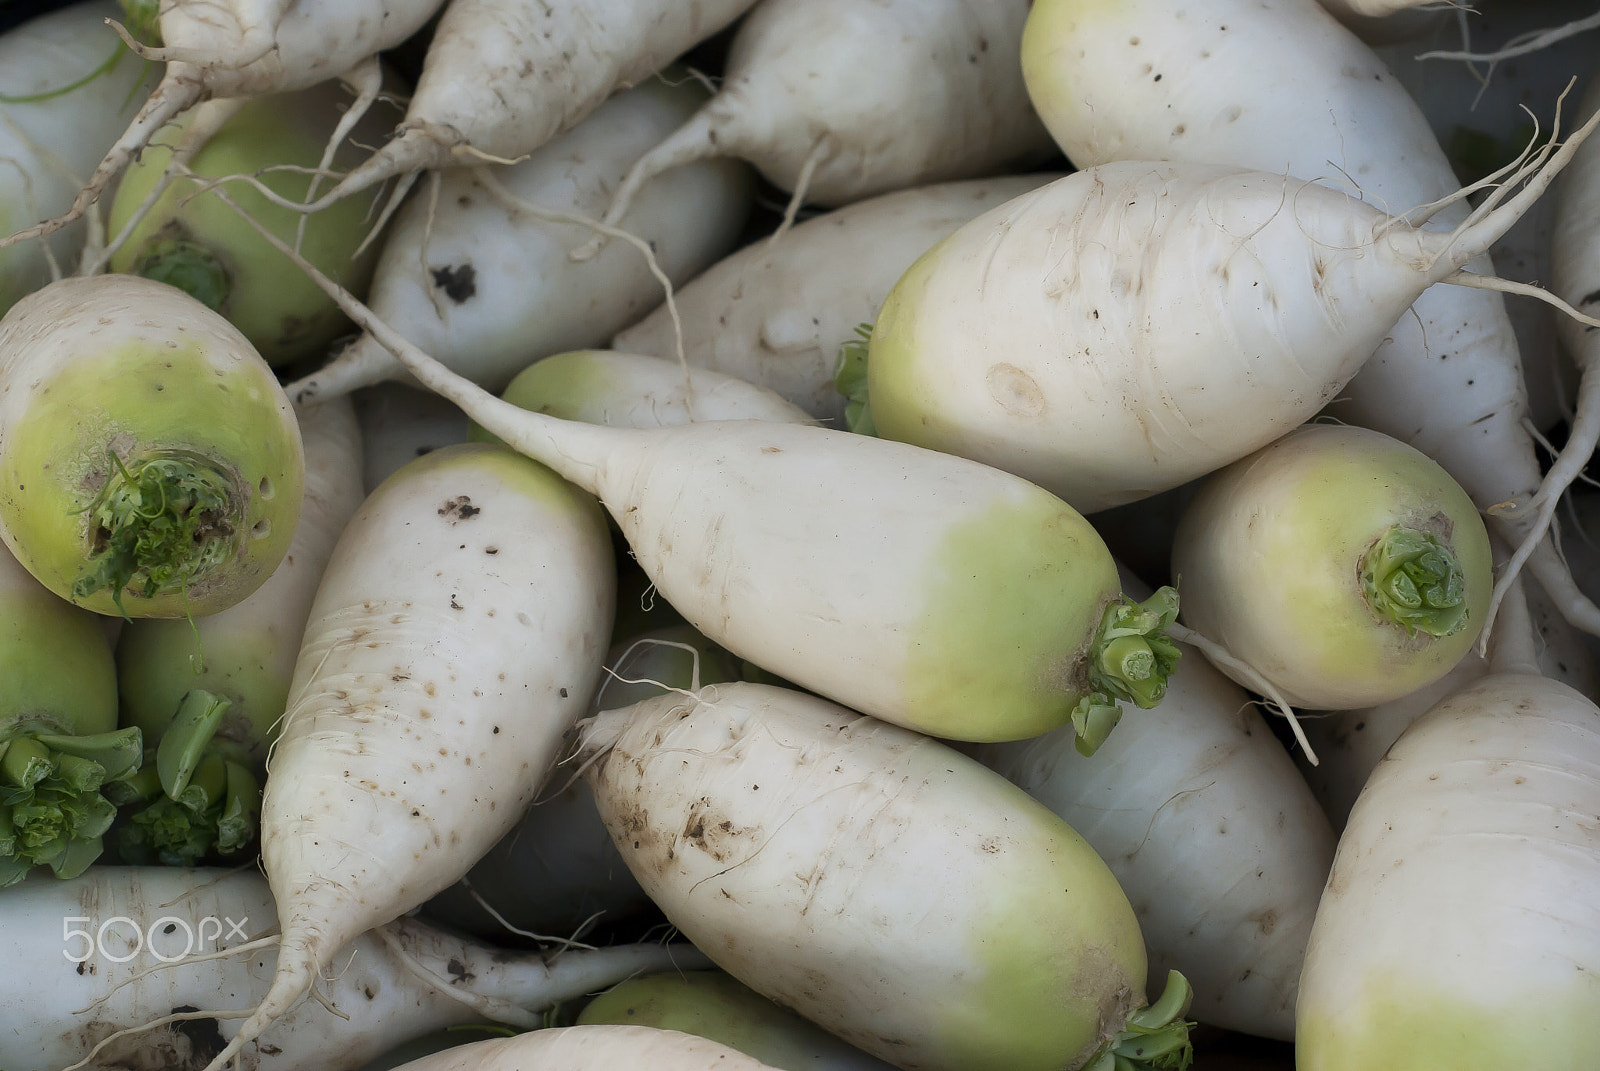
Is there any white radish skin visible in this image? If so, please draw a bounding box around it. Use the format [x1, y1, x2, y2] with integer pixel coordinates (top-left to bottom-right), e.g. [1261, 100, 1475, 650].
[0, 867, 706, 1070]
[973, 566, 1336, 1042]
[579, 682, 1158, 1071]
[487, 350, 816, 431]
[1372, 9, 1600, 432]
[595, 0, 1056, 236]
[866, 149, 1578, 513]
[207, 442, 615, 1070]
[0, 0, 446, 251]
[0, 1, 157, 312]
[1295, 672, 1600, 1069]
[354, 382, 471, 495]
[219, 187, 1180, 749]
[384, 1026, 781, 1071]
[114, 396, 365, 765]
[1169, 425, 1493, 709]
[288, 77, 752, 404]
[1300, 571, 1600, 828]
[613, 174, 1059, 423]
[1020, 0, 1600, 638]
[1545, 73, 1600, 558]
[313, 0, 759, 208]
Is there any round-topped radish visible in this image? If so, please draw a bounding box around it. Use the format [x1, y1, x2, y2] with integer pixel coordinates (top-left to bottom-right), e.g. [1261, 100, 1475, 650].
[0, 275, 303, 617]
[1171, 424, 1491, 709]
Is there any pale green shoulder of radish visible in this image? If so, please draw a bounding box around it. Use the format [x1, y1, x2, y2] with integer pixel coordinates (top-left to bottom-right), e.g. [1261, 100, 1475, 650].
[0, 274, 304, 618]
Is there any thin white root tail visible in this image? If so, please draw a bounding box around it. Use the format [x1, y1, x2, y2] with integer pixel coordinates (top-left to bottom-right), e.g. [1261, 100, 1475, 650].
[473, 167, 687, 374]
[765, 138, 829, 251]
[80, 96, 247, 277]
[573, 106, 722, 262]
[307, 121, 458, 214]
[207, 183, 611, 491]
[60, 1007, 253, 1071]
[1167, 622, 1318, 766]
[296, 54, 385, 255]
[0, 73, 200, 252]
[374, 926, 546, 1029]
[197, 950, 316, 1071]
[1417, 9, 1600, 65]
[1439, 270, 1600, 648]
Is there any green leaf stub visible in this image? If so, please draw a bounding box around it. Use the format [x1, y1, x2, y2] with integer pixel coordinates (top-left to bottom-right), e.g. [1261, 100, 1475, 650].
[1359, 526, 1469, 639]
[71, 449, 242, 616]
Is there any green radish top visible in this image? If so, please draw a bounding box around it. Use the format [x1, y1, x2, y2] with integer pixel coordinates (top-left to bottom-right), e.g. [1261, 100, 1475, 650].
[0, 543, 139, 884]
[0, 275, 305, 618]
[1171, 423, 1492, 709]
[107, 79, 399, 365]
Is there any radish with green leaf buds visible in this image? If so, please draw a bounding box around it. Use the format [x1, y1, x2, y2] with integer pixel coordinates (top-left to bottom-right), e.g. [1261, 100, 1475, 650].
[304, 0, 760, 211]
[0, 1, 157, 314]
[288, 76, 752, 405]
[973, 566, 1336, 1042]
[590, 0, 1056, 243]
[613, 174, 1060, 423]
[0, 539, 139, 883]
[113, 396, 364, 864]
[0, 0, 446, 251]
[0, 866, 706, 1069]
[204, 441, 615, 1070]
[578, 681, 1195, 1071]
[1295, 669, 1600, 1069]
[1170, 424, 1493, 709]
[1018, 0, 1600, 640]
[106, 76, 402, 365]
[0, 274, 304, 617]
[862, 130, 1594, 513]
[224, 186, 1184, 751]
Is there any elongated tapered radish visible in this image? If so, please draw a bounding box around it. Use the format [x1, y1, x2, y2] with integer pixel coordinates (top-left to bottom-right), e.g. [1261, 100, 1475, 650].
[384, 1026, 783, 1071]
[113, 396, 364, 864]
[0, 866, 705, 1070]
[973, 565, 1335, 1042]
[305, 0, 759, 211]
[0, 274, 304, 617]
[612, 174, 1059, 423]
[1295, 670, 1600, 1069]
[580, 681, 1195, 1071]
[0, 538, 139, 882]
[1170, 424, 1493, 709]
[471, 350, 815, 440]
[577, 970, 899, 1071]
[223, 184, 1186, 752]
[106, 75, 402, 365]
[0, 1, 157, 313]
[203, 442, 616, 1070]
[423, 623, 740, 941]
[1019, 0, 1600, 641]
[864, 135, 1591, 514]
[287, 76, 752, 405]
[0, 0, 446, 252]
[592, 0, 1056, 240]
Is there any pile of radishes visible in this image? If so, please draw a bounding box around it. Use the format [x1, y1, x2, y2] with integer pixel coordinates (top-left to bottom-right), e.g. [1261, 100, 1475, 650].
[1, 0, 1599, 1069]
